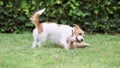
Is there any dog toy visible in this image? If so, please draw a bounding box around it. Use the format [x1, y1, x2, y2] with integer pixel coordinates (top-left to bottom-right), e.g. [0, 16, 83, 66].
[69, 38, 90, 49]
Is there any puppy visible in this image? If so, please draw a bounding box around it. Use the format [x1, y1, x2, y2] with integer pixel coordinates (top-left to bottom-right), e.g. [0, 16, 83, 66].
[30, 8, 84, 50]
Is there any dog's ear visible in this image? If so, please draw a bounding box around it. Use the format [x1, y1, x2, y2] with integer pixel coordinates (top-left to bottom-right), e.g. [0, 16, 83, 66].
[73, 24, 80, 29]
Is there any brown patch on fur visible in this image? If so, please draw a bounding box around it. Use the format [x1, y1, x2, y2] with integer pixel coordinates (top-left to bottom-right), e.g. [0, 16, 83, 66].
[57, 24, 62, 27]
[37, 24, 43, 33]
[30, 11, 43, 33]
[73, 24, 84, 36]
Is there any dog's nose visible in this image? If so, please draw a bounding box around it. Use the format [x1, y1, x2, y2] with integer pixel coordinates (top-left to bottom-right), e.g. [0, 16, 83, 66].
[81, 39, 83, 41]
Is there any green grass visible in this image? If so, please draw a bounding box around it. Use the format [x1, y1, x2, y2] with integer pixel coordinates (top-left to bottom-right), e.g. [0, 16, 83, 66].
[0, 33, 120, 68]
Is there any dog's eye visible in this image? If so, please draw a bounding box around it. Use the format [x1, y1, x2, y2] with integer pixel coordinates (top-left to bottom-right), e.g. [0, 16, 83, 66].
[79, 33, 82, 35]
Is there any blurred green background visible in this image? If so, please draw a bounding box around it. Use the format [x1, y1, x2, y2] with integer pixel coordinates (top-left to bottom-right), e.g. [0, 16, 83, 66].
[0, 0, 120, 34]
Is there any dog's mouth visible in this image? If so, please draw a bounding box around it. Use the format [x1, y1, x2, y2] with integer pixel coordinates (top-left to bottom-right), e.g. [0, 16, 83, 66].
[76, 37, 83, 43]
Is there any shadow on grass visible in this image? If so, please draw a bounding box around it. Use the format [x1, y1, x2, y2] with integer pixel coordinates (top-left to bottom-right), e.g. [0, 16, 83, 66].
[43, 41, 61, 48]
[42, 41, 90, 49]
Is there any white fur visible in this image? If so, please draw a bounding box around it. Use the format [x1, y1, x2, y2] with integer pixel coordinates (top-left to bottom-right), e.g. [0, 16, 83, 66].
[37, 8, 45, 14]
[32, 23, 74, 49]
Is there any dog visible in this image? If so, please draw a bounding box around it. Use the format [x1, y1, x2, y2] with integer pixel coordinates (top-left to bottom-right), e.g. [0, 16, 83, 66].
[30, 8, 84, 50]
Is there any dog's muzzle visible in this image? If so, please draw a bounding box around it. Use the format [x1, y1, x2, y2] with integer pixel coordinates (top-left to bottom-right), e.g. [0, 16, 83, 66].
[76, 37, 83, 43]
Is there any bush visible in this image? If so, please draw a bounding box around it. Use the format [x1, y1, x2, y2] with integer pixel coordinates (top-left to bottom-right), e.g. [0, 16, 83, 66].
[0, 0, 120, 34]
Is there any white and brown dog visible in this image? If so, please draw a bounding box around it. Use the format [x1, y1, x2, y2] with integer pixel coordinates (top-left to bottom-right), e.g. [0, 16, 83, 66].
[30, 8, 84, 50]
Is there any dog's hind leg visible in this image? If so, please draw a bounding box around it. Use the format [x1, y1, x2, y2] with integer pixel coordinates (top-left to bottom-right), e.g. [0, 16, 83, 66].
[37, 34, 47, 48]
[32, 37, 39, 48]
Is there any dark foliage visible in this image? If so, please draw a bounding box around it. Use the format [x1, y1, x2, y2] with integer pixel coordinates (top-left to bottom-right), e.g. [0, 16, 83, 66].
[0, 0, 120, 34]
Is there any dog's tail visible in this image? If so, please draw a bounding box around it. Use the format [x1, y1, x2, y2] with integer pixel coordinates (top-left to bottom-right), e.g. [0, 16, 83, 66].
[30, 8, 45, 33]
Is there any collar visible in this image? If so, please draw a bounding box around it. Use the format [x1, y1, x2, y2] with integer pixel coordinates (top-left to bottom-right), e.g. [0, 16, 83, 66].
[71, 28, 74, 37]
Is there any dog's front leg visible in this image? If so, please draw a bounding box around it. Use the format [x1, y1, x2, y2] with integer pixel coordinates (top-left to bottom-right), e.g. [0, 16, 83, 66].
[60, 39, 69, 50]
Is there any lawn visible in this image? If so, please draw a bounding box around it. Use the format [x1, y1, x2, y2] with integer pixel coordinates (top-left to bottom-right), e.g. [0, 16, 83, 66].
[0, 33, 120, 68]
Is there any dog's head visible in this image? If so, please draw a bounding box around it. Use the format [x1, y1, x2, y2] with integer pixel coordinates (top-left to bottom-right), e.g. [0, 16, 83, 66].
[71, 24, 84, 42]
